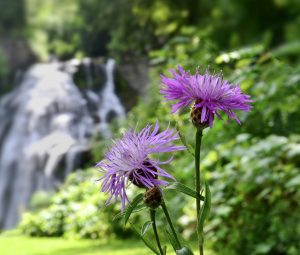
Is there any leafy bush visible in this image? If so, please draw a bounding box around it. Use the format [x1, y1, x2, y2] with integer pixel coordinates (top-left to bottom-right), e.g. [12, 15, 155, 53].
[205, 134, 300, 255]
[29, 191, 54, 212]
[19, 169, 131, 239]
[218, 44, 300, 137]
[24, 0, 300, 59]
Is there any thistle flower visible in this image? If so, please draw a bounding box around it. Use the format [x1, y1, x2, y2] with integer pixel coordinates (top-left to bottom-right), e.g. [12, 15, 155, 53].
[160, 66, 252, 128]
[97, 123, 185, 210]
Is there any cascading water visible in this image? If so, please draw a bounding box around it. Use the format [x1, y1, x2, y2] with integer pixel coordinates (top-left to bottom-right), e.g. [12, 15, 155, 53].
[97, 59, 125, 138]
[0, 58, 127, 229]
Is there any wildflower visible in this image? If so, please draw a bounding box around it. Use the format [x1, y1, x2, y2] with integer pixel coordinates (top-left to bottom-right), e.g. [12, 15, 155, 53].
[97, 123, 185, 210]
[160, 66, 252, 128]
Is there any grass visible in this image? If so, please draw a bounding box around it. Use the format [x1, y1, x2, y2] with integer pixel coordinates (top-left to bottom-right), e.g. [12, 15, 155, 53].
[0, 230, 213, 255]
[0, 231, 152, 255]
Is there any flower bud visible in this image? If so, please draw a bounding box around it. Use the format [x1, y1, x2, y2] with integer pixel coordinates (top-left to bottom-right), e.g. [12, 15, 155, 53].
[190, 104, 210, 130]
[143, 186, 163, 209]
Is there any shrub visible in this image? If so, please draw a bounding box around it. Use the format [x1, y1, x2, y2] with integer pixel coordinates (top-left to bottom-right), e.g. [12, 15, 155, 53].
[19, 169, 132, 239]
[205, 135, 300, 255]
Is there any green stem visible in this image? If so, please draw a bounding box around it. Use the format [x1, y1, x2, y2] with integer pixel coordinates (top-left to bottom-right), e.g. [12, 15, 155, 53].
[161, 201, 182, 249]
[195, 128, 204, 255]
[150, 209, 164, 255]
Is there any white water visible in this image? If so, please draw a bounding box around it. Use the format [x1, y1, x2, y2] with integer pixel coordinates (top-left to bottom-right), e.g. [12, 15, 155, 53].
[98, 59, 125, 138]
[0, 59, 125, 229]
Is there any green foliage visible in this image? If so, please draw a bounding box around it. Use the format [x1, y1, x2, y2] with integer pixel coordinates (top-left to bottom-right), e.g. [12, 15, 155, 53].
[218, 45, 300, 137]
[29, 191, 54, 212]
[0, 0, 25, 35]
[205, 135, 300, 255]
[150, 25, 218, 68]
[26, 0, 83, 59]
[22, 0, 300, 60]
[19, 169, 131, 239]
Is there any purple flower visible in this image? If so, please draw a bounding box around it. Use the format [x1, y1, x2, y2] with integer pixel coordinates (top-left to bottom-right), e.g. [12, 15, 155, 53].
[97, 123, 185, 210]
[160, 66, 252, 127]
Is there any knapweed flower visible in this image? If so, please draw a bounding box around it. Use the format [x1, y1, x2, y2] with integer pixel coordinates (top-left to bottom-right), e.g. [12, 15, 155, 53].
[97, 123, 185, 210]
[161, 66, 252, 128]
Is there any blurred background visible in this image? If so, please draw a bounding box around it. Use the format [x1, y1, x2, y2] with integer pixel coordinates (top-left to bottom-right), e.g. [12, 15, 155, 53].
[0, 0, 300, 254]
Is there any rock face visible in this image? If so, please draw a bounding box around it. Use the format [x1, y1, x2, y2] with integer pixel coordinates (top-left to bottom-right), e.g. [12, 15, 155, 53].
[0, 38, 36, 94]
[0, 38, 36, 71]
[0, 58, 140, 229]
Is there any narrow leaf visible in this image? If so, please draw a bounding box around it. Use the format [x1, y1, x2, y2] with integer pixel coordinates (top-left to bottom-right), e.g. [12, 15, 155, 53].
[113, 204, 146, 221]
[176, 122, 195, 157]
[124, 193, 144, 224]
[141, 221, 152, 236]
[166, 182, 205, 201]
[130, 222, 160, 255]
[198, 182, 211, 241]
[166, 229, 180, 251]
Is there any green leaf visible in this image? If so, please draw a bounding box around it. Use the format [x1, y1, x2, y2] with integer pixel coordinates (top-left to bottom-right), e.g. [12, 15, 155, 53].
[130, 222, 160, 255]
[113, 204, 146, 221]
[166, 182, 204, 201]
[166, 229, 180, 251]
[141, 221, 152, 236]
[176, 246, 194, 255]
[176, 122, 195, 157]
[198, 182, 211, 242]
[124, 193, 144, 224]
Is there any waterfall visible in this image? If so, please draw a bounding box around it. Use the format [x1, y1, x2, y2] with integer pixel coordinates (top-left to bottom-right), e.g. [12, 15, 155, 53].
[97, 59, 125, 138]
[0, 58, 127, 229]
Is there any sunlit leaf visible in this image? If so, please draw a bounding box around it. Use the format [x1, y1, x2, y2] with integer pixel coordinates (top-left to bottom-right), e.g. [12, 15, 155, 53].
[166, 182, 204, 201]
[176, 246, 194, 255]
[141, 221, 152, 236]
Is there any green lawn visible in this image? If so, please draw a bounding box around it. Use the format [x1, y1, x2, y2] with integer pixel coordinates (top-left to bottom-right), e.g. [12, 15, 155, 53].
[0, 231, 213, 255]
[0, 231, 152, 255]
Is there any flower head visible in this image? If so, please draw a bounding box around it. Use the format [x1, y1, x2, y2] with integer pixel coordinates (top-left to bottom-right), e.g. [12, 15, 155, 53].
[97, 123, 185, 210]
[160, 66, 252, 128]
